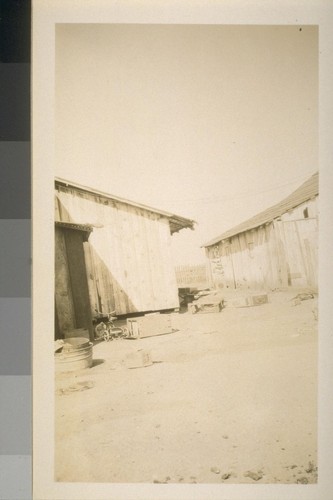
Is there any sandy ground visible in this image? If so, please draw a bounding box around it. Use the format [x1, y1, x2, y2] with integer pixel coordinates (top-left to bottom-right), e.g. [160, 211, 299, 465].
[55, 289, 318, 484]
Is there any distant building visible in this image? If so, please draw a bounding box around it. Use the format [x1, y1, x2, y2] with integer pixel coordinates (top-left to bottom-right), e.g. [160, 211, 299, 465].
[203, 173, 318, 291]
[55, 178, 195, 340]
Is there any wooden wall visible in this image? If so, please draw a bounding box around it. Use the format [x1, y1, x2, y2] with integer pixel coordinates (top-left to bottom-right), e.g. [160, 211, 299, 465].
[55, 227, 76, 334]
[55, 226, 94, 340]
[278, 198, 318, 288]
[55, 186, 179, 316]
[206, 198, 318, 291]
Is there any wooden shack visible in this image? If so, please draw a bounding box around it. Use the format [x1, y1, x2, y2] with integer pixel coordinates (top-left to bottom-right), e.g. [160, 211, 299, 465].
[55, 178, 195, 340]
[203, 173, 318, 291]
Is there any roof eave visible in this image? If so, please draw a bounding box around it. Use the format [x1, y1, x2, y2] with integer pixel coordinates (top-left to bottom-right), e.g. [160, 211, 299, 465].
[55, 177, 196, 232]
[202, 172, 319, 248]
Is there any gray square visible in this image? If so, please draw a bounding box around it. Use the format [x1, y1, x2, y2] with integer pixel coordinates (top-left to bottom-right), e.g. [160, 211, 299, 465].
[0, 299, 31, 375]
[0, 220, 31, 297]
[0, 455, 31, 499]
[0, 376, 31, 455]
[0, 142, 31, 219]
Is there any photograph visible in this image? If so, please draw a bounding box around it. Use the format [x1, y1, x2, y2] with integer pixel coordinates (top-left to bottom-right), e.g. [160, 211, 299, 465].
[53, 23, 319, 486]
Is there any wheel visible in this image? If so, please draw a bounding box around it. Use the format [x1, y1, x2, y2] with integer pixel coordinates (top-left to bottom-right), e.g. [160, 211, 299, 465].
[121, 327, 128, 338]
[110, 327, 123, 339]
[95, 322, 106, 340]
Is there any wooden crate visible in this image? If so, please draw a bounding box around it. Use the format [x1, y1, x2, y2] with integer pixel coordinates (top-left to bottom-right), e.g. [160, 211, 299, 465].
[232, 294, 268, 308]
[189, 295, 224, 314]
[126, 313, 173, 339]
[125, 349, 153, 369]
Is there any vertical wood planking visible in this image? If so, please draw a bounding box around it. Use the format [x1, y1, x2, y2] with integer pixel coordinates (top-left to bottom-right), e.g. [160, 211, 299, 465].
[158, 218, 178, 308]
[136, 209, 152, 311]
[304, 238, 316, 287]
[231, 236, 241, 288]
[54, 228, 76, 335]
[154, 216, 169, 309]
[131, 207, 147, 312]
[63, 229, 94, 340]
[105, 203, 125, 314]
[146, 212, 164, 310]
[55, 186, 184, 315]
[239, 233, 251, 288]
[293, 220, 309, 284]
[272, 220, 288, 287]
[123, 204, 141, 312]
[82, 241, 98, 315]
[142, 211, 159, 310]
[114, 203, 130, 314]
[107, 204, 123, 314]
[136, 209, 155, 310]
[267, 223, 280, 288]
[101, 203, 117, 313]
[256, 227, 266, 289]
[152, 213, 168, 310]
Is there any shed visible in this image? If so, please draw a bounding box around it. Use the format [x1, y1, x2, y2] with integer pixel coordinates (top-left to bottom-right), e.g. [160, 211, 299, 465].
[203, 173, 318, 291]
[55, 178, 195, 340]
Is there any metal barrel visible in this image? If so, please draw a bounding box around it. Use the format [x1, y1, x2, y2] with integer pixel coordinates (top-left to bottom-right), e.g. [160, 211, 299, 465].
[55, 337, 93, 372]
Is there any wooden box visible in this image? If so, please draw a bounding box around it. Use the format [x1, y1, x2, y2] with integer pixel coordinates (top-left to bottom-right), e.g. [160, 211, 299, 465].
[126, 313, 173, 339]
[125, 349, 153, 369]
[232, 294, 268, 308]
[189, 295, 224, 314]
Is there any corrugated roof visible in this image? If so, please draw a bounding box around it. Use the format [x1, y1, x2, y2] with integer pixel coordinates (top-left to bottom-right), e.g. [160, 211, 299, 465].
[55, 177, 196, 234]
[203, 172, 318, 248]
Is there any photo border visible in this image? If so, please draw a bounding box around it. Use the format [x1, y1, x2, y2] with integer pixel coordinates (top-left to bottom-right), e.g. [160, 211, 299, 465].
[32, 1, 333, 498]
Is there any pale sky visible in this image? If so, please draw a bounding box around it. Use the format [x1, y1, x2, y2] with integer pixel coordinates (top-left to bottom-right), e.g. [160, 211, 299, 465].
[55, 24, 318, 265]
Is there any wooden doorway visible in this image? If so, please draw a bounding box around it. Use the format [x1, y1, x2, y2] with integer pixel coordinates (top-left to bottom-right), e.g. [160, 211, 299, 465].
[55, 223, 94, 341]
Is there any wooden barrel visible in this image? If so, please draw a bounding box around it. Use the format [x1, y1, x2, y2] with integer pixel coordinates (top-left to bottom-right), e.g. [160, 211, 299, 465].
[55, 337, 93, 372]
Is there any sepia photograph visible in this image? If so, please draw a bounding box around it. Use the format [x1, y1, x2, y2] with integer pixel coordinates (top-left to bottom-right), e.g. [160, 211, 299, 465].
[53, 23, 318, 484]
[32, 2, 333, 499]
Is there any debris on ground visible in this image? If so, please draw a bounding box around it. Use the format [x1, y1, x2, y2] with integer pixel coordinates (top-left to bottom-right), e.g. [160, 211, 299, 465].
[210, 467, 221, 474]
[291, 292, 315, 302]
[305, 461, 317, 474]
[221, 473, 232, 480]
[56, 380, 95, 396]
[244, 470, 264, 481]
[297, 477, 309, 484]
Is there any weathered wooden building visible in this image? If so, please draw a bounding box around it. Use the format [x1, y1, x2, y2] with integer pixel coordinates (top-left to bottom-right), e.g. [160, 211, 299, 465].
[203, 173, 318, 291]
[55, 178, 195, 340]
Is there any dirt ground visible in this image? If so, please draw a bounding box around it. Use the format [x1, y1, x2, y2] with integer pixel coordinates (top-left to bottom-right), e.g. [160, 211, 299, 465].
[55, 289, 318, 485]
